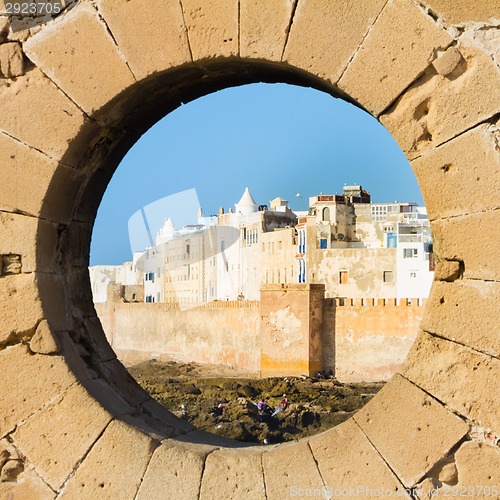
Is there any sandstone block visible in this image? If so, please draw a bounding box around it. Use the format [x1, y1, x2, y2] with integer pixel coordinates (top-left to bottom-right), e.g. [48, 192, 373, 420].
[401, 331, 500, 433]
[24, 4, 135, 115]
[283, 0, 386, 85]
[181, 0, 238, 59]
[0, 68, 89, 162]
[29, 319, 59, 354]
[12, 383, 113, 489]
[431, 210, 499, 281]
[354, 374, 469, 487]
[96, 0, 191, 79]
[432, 47, 462, 76]
[0, 212, 62, 274]
[454, 441, 500, 486]
[59, 420, 157, 499]
[410, 124, 500, 220]
[433, 260, 462, 282]
[309, 419, 406, 494]
[200, 448, 266, 499]
[36, 272, 74, 332]
[0, 42, 24, 78]
[0, 131, 84, 223]
[381, 47, 500, 159]
[137, 440, 213, 499]
[0, 274, 43, 347]
[263, 441, 327, 499]
[240, 0, 294, 61]
[421, 280, 499, 357]
[338, 0, 451, 116]
[0, 468, 55, 500]
[422, 0, 500, 24]
[0, 345, 76, 438]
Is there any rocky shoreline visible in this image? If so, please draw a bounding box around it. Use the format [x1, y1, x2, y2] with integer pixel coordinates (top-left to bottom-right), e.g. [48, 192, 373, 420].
[128, 359, 384, 444]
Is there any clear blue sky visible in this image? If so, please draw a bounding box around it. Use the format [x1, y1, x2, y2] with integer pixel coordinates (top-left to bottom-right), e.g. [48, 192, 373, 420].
[90, 83, 423, 265]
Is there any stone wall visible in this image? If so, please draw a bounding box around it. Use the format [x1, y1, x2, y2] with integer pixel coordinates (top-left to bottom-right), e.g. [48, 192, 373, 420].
[0, 0, 498, 496]
[323, 298, 426, 382]
[96, 301, 261, 373]
[96, 289, 424, 382]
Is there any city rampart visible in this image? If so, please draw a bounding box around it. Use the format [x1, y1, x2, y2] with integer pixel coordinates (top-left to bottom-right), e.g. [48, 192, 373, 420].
[96, 287, 425, 382]
[323, 298, 426, 381]
[0, 0, 498, 497]
[96, 300, 261, 373]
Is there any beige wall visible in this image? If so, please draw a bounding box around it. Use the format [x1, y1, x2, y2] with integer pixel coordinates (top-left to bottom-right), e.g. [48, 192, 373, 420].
[324, 298, 425, 382]
[96, 301, 261, 373]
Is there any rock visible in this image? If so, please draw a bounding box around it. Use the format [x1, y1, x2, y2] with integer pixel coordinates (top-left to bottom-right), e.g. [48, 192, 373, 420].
[0, 459, 24, 482]
[29, 319, 60, 354]
[0, 42, 24, 78]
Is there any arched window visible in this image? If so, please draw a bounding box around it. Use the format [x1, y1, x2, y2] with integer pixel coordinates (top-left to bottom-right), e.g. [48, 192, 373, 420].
[322, 207, 330, 222]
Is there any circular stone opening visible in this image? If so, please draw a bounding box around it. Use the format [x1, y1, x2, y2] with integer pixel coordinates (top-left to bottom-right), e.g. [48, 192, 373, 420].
[88, 81, 430, 445]
[4, 1, 497, 494]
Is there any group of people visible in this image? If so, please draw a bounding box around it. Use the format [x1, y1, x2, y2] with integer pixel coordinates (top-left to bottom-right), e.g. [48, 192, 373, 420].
[256, 394, 289, 418]
[315, 369, 335, 380]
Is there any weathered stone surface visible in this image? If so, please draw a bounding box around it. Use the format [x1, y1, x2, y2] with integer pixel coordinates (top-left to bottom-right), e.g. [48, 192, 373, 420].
[354, 374, 469, 487]
[12, 383, 113, 489]
[181, 0, 238, 59]
[96, 0, 191, 79]
[36, 272, 73, 332]
[338, 0, 451, 116]
[24, 4, 135, 115]
[423, 0, 500, 24]
[0, 42, 24, 78]
[137, 440, 213, 499]
[421, 280, 499, 357]
[240, 0, 294, 61]
[309, 419, 406, 494]
[59, 420, 157, 499]
[0, 212, 61, 274]
[0, 132, 53, 216]
[431, 210, 499, 281]
[411, 124, 500, 220]
[263, 441, 327, 499]
[0, 68, 88, 162]
[381, 47, 500, 159]
[29, 319, 59, 354]
[433, 260, 462, 282]
[0, 274, 43, 346]
[0, 468, 55, 500]
[200, 448, 265, 499]
[432, 47, 463, 76]
[454, 441, 500, 485]
[401, 331, 500, 432]
[0, 345, 76, 438]
[283, 0, 386, 85]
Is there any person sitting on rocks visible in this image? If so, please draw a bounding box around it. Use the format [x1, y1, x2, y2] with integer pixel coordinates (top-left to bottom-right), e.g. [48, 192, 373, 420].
[271, 394, 289, 417]
[257, 399, 269, 412]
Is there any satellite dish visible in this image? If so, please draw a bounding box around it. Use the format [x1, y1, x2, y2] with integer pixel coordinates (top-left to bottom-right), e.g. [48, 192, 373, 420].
[337, 233, 345, 240]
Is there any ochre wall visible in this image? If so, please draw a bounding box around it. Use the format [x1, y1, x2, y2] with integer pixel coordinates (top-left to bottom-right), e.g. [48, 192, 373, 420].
[323, 299, 426, 382]
[96, 301, 261, 373]
[0, 0, 498, 497]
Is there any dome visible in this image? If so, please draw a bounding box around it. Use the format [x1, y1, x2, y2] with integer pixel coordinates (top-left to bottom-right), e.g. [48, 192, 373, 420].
[235, 187, 258, 215]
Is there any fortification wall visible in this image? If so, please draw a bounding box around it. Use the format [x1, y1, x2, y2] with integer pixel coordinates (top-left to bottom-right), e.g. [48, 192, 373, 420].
[96, 301, 261, 373]
[323, 298, 426, 382]
[97, 293, 423, 382]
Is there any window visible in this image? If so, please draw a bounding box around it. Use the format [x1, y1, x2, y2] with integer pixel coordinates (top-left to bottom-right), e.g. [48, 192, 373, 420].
[320, 238, 327, 249]
[322, 207, 330, 222]
[383, 271, 393, 283]
[339, 271, 348, 284]
[403, 248, 418, 258]
[410, 271, 417, 278]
